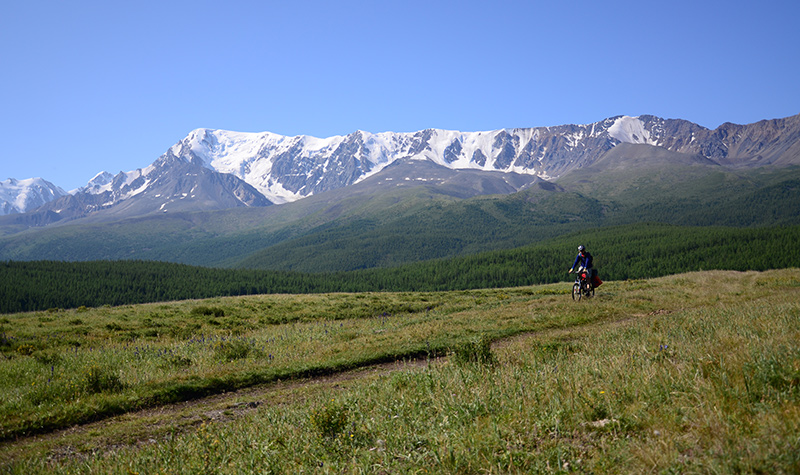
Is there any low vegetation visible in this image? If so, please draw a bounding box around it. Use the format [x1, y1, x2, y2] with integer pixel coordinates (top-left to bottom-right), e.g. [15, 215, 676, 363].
[1, 269, 798, 473]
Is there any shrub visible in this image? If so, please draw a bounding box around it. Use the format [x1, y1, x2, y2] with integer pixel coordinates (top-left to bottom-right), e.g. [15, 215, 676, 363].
[105, 322, 123, 332]
[168, 323, 202, 339]
[309, 401, 349, 438]
[28, 379, 68, 407]
[214, 339, 255, 361]
[33, 350, 61, 365]
[159, 354, 193, 370]
[744, 345, 800, 403]
[452, 335, 497, 367]
[191, 306, 226, 318]
[84, 365, 125, 394]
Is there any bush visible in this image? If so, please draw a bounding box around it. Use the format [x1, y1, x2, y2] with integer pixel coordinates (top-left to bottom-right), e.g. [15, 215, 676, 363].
[105, 322, 123, 331]
[33, 350, 61, 365]
[190, 306, 226, 318]
[214, 339, 256, 362]
[16, 344, 36, 356]
[84, 365, 125, 394]
[309, 401, 349, 439]
[452, 335, 497, 367]
[744, 345, 800, 403]
[159, 354, 193, 370]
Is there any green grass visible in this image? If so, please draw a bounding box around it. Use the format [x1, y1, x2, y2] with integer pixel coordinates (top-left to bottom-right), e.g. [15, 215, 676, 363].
[0, 288, 560, 441]
[1, 269, 798, 473]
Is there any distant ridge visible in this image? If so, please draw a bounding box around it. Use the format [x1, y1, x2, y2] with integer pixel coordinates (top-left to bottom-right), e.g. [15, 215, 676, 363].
[1, 113, 798, 228]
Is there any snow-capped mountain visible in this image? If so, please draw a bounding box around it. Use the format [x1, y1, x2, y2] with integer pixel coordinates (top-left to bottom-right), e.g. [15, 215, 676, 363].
[166, 113, 800, 204]
[0, 177, 67, 215]
[4, 113, 799, 227]
[168, 124, 611, 204]
[71, 171, 115, 194]
[20, 152, 272, 226]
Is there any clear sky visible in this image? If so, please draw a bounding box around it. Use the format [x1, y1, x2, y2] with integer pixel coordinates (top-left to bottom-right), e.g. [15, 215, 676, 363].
[2, 0, 799, 191]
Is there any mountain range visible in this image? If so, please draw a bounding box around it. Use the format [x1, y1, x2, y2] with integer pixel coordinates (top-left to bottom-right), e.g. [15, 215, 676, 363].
[4, 113, 799, 220]
[1, 113, 798, 269]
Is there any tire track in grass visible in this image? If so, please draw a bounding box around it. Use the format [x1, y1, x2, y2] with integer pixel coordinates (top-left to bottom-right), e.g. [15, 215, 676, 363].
[1, 356, 441, 464]
[2, 314, 649, 465]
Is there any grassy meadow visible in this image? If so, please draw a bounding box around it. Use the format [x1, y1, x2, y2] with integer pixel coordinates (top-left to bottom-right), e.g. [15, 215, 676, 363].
[1, 269, 798, 473]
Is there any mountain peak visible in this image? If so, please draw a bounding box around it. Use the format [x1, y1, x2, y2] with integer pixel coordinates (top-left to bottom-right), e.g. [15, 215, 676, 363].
[607, 116, 656, 145]
[0, 177, 67, 215]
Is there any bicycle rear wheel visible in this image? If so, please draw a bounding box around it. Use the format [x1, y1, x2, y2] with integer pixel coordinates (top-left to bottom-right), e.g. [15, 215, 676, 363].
[584, 282, 594, 298]
[572, 283, 581, 301]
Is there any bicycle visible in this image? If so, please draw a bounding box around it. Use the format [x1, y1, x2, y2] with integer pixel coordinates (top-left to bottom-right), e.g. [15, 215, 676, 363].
[570, 266, 594, 301]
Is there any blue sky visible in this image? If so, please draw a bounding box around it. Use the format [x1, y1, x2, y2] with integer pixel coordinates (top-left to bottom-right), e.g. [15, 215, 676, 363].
[2, 0, 799, 191]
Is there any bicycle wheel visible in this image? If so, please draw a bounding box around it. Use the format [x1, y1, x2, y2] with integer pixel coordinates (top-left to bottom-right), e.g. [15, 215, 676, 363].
[572, 283, 581, 301]
[583, 283, 594, 299]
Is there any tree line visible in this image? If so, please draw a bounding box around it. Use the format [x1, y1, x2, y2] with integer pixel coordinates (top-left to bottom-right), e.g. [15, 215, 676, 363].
[1, 223, 798, 314]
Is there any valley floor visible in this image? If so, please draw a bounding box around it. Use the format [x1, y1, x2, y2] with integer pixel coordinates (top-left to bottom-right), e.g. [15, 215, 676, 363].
[1, 269, 798, 473]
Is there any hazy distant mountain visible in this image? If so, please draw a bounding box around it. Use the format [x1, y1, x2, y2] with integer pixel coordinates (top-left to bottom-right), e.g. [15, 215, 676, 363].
[0, 178, 66, 215]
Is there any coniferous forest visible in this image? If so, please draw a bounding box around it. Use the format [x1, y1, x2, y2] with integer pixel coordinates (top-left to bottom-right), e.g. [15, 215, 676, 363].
[3, 223, 798, 314]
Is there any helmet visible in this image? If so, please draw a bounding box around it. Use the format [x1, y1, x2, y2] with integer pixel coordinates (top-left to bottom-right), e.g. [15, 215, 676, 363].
[578, 245, 585, 252]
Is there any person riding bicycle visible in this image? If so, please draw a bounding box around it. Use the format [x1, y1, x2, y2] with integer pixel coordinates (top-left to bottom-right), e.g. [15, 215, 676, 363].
[568, 245, 598, 285]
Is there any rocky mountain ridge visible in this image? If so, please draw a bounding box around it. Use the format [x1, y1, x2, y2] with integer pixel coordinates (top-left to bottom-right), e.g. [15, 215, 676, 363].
[2, 113, 798, 224]
[88, 112, 800, 204]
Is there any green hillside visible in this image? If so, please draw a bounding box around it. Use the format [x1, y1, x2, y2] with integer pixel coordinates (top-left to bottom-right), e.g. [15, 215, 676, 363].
[233, 166, 800, 272]
[0, 164, 798, 273]
[233, 190, 604, 271]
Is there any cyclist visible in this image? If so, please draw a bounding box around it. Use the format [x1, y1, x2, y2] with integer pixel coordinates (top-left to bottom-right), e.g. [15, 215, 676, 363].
[568, 245, 598, 284]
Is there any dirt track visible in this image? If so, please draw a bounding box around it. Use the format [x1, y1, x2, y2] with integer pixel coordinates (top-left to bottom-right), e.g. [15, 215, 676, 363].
[1, 317, 640, 464]
[1, 355, 441, 463]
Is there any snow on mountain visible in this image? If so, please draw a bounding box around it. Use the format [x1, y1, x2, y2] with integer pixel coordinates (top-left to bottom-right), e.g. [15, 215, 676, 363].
[14, 151, 273, 226]
[8, 113, 798, 226]
[170, 118, 639, 204]
[166, 113, 800, 206]
[71, 171, 115, 194]
[607, 116, 656, 145]
[0, 177, 67, 215]
[170, 129, 337, 204]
